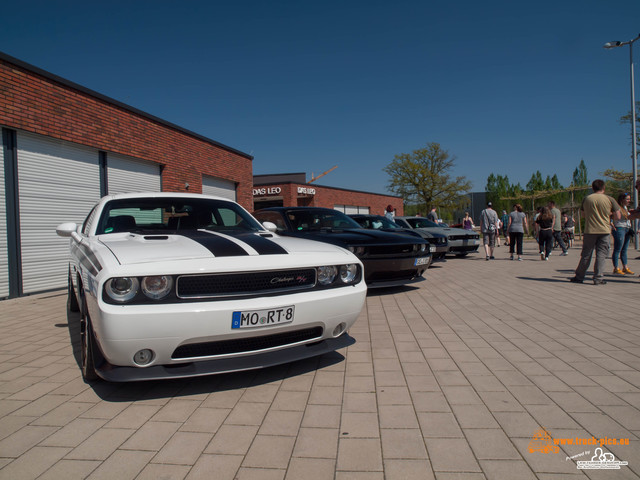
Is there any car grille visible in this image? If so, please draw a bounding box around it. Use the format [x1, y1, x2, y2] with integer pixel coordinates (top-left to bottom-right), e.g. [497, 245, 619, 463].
[366, 244, 419, 256]
[177, 268, 317, 299]
[448, 234, 478, 241]
[171, 326, 324, 358]
[368, 269, 420, 282]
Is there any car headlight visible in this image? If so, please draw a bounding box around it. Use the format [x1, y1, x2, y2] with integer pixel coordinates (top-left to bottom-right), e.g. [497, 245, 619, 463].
[339, 264, 358, 284]
[317, 266, 338, 285]
[105, 277, 139, 302]
[420, 244, 427, 252]
[141, 275, 174, 300]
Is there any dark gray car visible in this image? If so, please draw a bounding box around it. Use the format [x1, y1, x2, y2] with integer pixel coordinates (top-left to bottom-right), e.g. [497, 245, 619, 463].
[394, 216, 480, 257]
[348, 214, 448, 261]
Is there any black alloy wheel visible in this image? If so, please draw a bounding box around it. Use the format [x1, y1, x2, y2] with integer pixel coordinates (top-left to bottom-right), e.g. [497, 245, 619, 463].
[67, 270, 80, 312]
[79, 288, 98, 382]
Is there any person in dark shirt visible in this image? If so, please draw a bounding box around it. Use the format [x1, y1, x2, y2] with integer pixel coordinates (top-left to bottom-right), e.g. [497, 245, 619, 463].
[536, 207, 554, 260]
[426, 207, 438, 223]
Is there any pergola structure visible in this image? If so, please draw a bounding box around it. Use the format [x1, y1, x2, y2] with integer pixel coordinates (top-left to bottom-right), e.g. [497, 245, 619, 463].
[501, 185, 592, 238]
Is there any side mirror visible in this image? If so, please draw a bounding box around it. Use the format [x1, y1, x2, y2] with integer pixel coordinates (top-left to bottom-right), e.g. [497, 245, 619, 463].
[56, 222, 78, 237]
[262, 221, 278, 233]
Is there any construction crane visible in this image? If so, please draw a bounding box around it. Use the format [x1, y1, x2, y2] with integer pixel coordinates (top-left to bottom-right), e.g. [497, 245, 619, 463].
[308, 165, 338, 184]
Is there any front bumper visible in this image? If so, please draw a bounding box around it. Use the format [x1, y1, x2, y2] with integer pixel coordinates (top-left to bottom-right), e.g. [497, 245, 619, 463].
[447, 239, 480, 253]
[362, 255, 430, 288]
[88, 282, 366, 380]
[95, 334, 355, 382]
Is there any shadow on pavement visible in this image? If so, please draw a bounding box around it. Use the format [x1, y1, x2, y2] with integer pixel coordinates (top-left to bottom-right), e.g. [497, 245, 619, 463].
[60, 304, 347, 402]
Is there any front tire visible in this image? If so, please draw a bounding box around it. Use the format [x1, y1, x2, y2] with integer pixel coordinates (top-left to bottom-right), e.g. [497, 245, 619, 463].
[67, 270, 80, 312]
[80, 296, 98, 382]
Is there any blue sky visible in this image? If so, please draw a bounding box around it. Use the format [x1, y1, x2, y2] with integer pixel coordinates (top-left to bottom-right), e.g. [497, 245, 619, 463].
[2, 0, 639, 195]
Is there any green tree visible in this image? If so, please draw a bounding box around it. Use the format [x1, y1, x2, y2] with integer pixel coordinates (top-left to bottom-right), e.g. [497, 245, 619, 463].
[603, 168, 632, 195]
[526, 171, 544, 192]
[572, 159, 588, 186]
[485, 173, 511, 212]
[571, 159, 589, 205]
[384, 143, 472, 213]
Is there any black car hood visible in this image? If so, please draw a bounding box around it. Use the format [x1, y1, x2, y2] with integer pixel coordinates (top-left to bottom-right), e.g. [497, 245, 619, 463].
[281, 228, 424, 247]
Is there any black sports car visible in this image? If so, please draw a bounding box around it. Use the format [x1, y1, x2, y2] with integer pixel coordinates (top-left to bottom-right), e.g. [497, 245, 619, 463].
[254, 207, 431, 288]
[348, 214, 448, 261]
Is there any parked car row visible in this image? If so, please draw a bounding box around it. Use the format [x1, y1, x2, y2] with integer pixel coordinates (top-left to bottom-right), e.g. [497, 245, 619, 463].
[393, 216, 480, 258]
[348, 214, 449, 258]
[253, 208, 431, 288]
[56, 193, 479, 383]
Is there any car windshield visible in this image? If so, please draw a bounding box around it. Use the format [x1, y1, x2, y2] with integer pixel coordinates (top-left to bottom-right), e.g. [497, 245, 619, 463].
[355, 216, 402, 230]
[286, 210, 362, 231]
[406, 218, 440, 228]
[96, 198, 264, 234]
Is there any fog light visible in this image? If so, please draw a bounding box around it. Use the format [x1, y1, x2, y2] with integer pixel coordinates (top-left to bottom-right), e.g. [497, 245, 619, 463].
[133, 349, 154, 366]
[332, 322, 347, 337]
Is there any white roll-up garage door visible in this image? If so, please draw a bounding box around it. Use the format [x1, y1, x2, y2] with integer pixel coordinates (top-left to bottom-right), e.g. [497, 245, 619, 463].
[107, 154, 161, 194]
[17, 131, 101, 294]
[335, 205, 370, 215]
[202, 175, 236, 201]
[0, 136, 8, 298]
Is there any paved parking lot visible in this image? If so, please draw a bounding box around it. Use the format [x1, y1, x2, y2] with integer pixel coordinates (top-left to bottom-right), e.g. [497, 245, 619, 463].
[1, 240, 639, 480]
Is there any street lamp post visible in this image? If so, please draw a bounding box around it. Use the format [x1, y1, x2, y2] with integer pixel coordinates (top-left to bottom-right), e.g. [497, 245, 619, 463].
[604, 34, 640, 249]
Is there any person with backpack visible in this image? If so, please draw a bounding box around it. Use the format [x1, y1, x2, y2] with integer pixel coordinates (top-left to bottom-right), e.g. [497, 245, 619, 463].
[481, 202, 500, 261]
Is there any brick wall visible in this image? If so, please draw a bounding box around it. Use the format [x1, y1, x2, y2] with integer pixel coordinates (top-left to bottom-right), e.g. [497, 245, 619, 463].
[314, 185, 403, 216]
[0, 57, 254, 209]
[253, 182, 404, 215]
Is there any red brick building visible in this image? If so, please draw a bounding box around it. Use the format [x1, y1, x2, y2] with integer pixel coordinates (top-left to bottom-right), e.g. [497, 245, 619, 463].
[253, 173, 403, 216]
[0, 51, 252, 298]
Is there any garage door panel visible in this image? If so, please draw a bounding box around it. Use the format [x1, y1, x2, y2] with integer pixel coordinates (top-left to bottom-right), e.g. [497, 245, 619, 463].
[17, 131, 100, 294]
[107, 154, 161, 194]
[0, 137, 7, 298]
[202, 175, 236, 201]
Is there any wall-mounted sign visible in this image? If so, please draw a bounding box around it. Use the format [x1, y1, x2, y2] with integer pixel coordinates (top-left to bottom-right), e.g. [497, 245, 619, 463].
[253, 187, 281, 196]
[297, 186, 316, 195]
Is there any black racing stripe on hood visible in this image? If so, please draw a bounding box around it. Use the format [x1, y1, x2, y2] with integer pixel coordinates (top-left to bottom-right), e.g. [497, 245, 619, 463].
[178, 231, 249, 257]
[233, 232, 288, 255]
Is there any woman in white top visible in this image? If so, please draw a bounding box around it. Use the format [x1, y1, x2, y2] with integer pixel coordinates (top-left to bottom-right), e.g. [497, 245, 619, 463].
[612, 192, 634, 275]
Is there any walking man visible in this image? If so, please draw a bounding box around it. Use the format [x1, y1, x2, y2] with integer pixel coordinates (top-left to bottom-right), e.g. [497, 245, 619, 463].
[481, 202, 499, 261]
[571, 179, 621, 285]
[548, 200, 568, 256]
[426, 207, 438, 223]
[501, 210, 510, 246]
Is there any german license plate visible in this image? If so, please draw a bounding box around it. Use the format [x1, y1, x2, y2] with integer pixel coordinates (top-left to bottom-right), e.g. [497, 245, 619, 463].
[415, 257, 430, 266]
[232, 306, 295, 329]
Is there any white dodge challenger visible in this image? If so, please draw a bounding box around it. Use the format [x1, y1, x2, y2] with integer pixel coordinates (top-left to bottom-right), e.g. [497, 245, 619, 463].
[56, 193, 366, 382]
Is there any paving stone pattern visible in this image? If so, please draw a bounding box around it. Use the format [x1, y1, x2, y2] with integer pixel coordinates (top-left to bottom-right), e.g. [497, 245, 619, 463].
[0, 241, 639, 479]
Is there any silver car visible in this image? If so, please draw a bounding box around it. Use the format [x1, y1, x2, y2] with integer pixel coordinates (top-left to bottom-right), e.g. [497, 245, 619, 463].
[394, 216, 480, 257]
